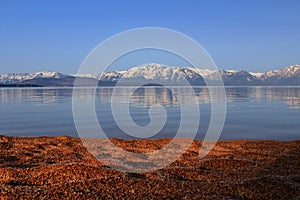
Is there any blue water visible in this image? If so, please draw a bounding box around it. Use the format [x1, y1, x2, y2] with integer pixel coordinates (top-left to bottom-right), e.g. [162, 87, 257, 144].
[0, 87, 299, 140]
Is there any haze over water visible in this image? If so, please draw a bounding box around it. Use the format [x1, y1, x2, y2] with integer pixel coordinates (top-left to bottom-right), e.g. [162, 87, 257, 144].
[0, 87, 299, 141]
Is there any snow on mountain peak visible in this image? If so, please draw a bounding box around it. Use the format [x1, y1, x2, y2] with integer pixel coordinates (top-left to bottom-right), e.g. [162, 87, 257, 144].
[265, 64, 300, 78]
[122, 64, 177, 80]
[285, 65, 300, 72]
[1, 64, 300, 85]
[0, 71, 69, 84]
[249, 72, 264, 78]
[32, 71, 67, 78]
[99, 64, 217, 82]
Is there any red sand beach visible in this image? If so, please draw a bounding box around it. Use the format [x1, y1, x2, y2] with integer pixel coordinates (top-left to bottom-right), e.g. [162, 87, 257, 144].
[0, 136, 299, 199]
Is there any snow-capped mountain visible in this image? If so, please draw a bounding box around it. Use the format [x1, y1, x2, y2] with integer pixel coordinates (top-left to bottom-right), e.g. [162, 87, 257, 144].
[208, 70, 261, 85]
[97, 64, 260, 85]
[1, 64, 300, 86]
[97, 64, 300, 86]
[259, 65, 300, 85]
[0, 71, 99, 86]
[264, 65, 300, 79]
[98, 64, 213, 85]
[98, 70, 126, 82]
[0, 71, 70, 84]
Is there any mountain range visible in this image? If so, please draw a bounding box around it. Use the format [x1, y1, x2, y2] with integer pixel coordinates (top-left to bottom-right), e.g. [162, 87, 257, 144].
[1, 64, 300, 86]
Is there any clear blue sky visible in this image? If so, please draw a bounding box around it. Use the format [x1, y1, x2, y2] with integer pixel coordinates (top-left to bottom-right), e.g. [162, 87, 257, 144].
[0, 0, 299, 74]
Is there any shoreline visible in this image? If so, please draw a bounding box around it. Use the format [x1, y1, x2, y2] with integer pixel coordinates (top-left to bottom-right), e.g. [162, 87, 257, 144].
[2, 135, 299, 142]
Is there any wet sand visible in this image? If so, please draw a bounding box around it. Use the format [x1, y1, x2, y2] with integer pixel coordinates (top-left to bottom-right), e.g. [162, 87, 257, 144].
[0, 135, 299, 199]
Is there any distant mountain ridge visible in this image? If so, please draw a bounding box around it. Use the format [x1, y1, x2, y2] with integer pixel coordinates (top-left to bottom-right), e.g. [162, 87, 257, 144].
[1, 64, 300, 86]
[0, 71, 69, 84]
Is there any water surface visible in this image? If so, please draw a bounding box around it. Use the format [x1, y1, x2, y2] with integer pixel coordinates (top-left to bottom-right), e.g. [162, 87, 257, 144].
[0, 87, 299, 140]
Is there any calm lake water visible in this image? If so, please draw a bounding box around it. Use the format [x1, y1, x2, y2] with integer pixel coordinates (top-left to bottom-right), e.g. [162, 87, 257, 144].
[0, 87, 300, 140]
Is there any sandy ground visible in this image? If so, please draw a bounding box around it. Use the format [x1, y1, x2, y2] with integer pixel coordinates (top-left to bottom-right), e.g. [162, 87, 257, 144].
[0, 135, 299, 199]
